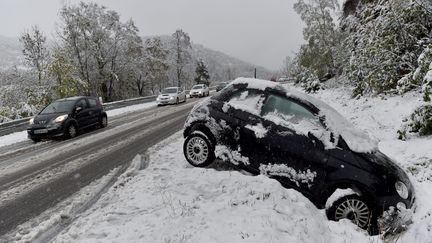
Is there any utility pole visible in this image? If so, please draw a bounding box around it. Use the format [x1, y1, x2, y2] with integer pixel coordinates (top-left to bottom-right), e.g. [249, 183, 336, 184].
[254, 68, 257, 78]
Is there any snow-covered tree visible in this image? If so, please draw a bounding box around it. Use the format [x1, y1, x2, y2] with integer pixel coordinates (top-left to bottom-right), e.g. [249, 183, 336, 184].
[171, 29, 192, 87]
[59, 2, 143, 101]
[293, 0, 344, 80]
[194, 58, 210, 85]
[139, 37, 169, 95]
[19, 25, 49, 84]
[341, 0, 432, 95]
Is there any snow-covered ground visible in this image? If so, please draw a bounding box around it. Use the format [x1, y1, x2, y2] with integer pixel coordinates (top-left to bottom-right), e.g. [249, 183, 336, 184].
[7, 86, 432, 242]
[0, 101, 157, 148]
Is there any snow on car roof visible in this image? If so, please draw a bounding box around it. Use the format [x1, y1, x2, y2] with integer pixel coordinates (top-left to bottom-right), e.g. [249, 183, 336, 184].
[231, 78, 378, 153]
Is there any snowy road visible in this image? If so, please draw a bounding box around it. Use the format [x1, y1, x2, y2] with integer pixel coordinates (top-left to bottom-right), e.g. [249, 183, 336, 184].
[0, 99, 200, 236]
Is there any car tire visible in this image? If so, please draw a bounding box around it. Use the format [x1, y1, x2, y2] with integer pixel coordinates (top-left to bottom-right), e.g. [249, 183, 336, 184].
[184, 96, 187, 103]
[31, 137, 41, 143]
[183, 132, 215, 167]
[65, 123, 78, 139]
[99, 115, 108, 128]
[326, 194, 377, 233]
[176, 97, 179, 104]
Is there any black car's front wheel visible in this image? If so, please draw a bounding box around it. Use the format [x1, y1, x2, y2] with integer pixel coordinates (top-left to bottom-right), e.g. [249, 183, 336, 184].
[100, 115, 108, 128]
[66, 124, 78, 139]
[183, 132, 215, 167]
[326, 194, 374, 231]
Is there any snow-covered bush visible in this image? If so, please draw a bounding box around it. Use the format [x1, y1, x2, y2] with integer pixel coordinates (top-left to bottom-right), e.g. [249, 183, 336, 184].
[398, 104, 432, 140]
[302, 80, 321, 93]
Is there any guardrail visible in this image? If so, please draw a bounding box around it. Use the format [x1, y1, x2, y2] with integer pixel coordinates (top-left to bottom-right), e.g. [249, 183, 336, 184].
[0, 95, 158, 137]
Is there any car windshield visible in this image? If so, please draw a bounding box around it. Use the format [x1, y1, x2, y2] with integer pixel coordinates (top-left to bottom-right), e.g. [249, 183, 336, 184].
[40, 100, 75, 114]
[162, 88, 178, 94]
[192, 85, 203, 90]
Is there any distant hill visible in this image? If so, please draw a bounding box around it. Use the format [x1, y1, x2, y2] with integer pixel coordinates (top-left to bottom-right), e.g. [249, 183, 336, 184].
[0, 35, 23, 69]
[146, 35, 273, 83]
[0, 35, 272, 81]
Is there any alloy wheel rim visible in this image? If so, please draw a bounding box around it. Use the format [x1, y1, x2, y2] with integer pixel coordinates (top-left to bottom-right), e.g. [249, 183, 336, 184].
[102, 117, 107, 127]
[186, 136, 209, 165]
[69, 126, 77, 137]
[334, 198, 370, 228]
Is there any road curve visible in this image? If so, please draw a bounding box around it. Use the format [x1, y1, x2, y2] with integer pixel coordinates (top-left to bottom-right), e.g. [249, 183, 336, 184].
[0, 99, 199, 236]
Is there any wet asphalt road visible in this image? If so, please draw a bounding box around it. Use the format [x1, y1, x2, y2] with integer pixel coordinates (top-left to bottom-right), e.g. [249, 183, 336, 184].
[0, 99, 199, 236]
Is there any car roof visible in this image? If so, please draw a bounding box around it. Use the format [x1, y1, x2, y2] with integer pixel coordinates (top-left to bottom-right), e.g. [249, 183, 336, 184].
[57, 96, 95, 101]
[229, 77, 377, 153]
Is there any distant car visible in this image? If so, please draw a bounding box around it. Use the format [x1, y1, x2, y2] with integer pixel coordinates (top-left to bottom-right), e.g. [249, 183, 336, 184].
[156, 87, 187, 106]
[189, 84, 210, 98]
[183, 78, 415, 234]
[216, 82, 228, 92]
[27, 96, 107, 142]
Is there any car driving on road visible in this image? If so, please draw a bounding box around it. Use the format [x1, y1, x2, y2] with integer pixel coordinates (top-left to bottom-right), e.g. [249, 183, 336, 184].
[189, 84, 210, 98]
[182, 78, 414, 234]
[156, 87, 187, 106]
[27, 96, 108, 142]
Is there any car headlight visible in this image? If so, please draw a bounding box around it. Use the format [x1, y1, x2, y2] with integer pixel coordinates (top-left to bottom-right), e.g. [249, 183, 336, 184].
[170, 96, 174, 100]
[54, 114, 68, 123]
[395, 181, 409, 199]
[156, 97, 160, 101]
[29, 118, 34, 125]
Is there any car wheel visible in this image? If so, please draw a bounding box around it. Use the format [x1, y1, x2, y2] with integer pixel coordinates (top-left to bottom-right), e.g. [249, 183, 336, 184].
[326, 194, 374, 231]
[100, 115, 108, 128]
[184, 96, 187, 103]
[66, 124, 78, 139]
[31, 137, 41, 143]
[176, 97, 179, 104]
[183, 132, 215, 167]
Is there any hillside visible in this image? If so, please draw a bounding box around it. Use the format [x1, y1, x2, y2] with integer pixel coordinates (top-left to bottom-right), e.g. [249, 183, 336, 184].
[0, 36, 22, 70]
[0, 35, 272, 81]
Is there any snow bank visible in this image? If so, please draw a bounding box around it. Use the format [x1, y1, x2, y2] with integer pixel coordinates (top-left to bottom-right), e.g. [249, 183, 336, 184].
[54, 133, 371, 243]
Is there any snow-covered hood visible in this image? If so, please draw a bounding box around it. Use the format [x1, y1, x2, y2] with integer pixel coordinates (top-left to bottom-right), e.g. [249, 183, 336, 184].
[231, 78, 378, 153]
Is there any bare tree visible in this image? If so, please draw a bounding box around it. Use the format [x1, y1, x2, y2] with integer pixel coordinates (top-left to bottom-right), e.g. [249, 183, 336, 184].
[171, 29, 192, 87]
[20, 25, 49, 84]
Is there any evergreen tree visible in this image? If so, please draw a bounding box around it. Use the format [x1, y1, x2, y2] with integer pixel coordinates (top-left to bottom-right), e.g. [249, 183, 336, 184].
[194, 58, 210, 86]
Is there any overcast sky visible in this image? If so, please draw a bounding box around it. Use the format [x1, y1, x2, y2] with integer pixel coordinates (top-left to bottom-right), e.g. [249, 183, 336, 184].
[0, 0, 305, 71]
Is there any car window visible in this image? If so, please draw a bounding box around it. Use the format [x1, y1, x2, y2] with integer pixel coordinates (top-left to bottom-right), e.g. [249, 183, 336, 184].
[88, 98, 97, 108]
[162, 88, 177, 94]
[76, 99, 88, 109]
[227, 90, 265, 115]
[262, 94, 320, 126]
[40, 100, 75, 114]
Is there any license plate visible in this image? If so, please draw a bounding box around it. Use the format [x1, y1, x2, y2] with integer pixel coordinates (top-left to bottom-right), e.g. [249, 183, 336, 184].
[34, 129, 48, 134]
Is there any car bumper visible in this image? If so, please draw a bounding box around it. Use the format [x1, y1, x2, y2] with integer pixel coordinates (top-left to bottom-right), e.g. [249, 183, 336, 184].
[157, 99, 176, 105]
[190, 92, 203, 97]
[27, 124, 65, 139]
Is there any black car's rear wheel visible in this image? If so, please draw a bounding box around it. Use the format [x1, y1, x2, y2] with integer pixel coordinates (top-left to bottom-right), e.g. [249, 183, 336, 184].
[326, 194, 373, 230]
[184, 132, 215, 167]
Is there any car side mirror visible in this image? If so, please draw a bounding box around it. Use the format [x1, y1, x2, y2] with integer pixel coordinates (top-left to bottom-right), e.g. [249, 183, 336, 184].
[75, 107, 83, 113]
[308, 132, 324, 150]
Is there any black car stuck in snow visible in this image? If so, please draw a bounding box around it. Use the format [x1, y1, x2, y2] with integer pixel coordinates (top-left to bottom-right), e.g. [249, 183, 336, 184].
[27, 96, 108, 142]
[182, 78, 415, 234]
